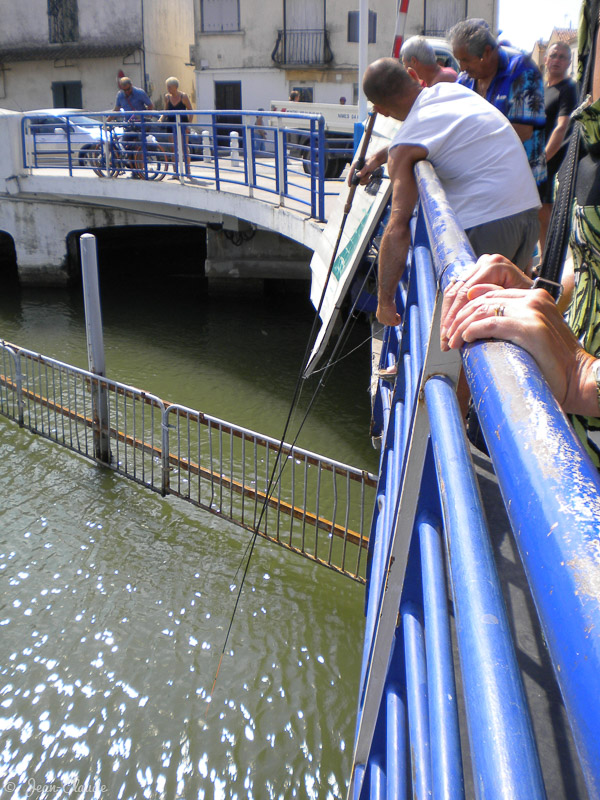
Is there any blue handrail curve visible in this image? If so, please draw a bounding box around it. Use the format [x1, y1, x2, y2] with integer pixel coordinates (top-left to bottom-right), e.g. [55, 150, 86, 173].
[350, 161, 600, 799]
[19, 109, 351, 222]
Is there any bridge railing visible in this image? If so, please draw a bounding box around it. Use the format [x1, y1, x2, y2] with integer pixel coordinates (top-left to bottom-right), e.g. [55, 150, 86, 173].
[0, 339, 376, 582]
[19, 108, 352, 222]
[349, 162, 600, 799]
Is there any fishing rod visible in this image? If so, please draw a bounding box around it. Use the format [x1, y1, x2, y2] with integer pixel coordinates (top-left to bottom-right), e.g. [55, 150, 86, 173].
[208, 219, 382, 703]
[299, 0, 411, 371]
[208, 122, 381, 701]
[209, 0, 411, 700]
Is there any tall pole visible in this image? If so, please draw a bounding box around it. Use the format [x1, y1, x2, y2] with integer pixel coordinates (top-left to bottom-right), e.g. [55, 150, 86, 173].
[141, 0, 148, 93]
[392, 0, 411, 58]
[358, 0, 369, 122]
[80, 233, 111, 464]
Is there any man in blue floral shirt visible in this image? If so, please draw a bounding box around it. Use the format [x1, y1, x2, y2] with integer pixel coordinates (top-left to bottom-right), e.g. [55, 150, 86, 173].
[449, 19, 547, 189]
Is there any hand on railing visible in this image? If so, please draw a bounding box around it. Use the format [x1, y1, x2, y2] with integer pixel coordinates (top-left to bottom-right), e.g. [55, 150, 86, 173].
[441, 259, 599, 418]
[440, 254, 533, 349]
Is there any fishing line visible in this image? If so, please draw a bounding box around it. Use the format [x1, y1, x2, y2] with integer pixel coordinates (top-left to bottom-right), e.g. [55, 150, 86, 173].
[208, 251, 379, 702]
[209, 111, 383, 701]
[309, 333, 373, 375]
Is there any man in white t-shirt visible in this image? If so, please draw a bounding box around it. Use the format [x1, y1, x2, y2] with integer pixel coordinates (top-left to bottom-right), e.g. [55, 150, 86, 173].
[357, 58, 540, 326]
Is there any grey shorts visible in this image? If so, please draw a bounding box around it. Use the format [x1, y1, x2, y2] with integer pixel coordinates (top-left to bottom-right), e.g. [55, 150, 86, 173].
[465, 207, 540, 269]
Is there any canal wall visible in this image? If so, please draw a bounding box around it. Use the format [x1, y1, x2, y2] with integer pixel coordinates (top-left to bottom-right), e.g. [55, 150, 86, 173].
[205, 228, 311, 280]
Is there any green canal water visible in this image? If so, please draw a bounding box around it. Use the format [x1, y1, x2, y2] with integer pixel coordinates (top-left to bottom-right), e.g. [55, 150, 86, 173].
[0, 280, 379, 799]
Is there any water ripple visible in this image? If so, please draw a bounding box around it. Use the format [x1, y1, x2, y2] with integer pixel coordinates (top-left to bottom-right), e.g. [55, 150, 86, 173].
[0, 420, 362, 798]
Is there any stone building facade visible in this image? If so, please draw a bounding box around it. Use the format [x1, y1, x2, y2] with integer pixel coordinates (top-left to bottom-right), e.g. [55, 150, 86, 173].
[190, 0, 497, 111]
[0, 0, 195, 112]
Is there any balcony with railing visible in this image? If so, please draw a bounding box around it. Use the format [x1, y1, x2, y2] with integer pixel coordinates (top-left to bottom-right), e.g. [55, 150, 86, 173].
[271, 28, 333, 67]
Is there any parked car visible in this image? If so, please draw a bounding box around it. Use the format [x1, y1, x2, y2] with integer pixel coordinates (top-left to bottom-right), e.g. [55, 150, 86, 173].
[23, 108, 115, 168]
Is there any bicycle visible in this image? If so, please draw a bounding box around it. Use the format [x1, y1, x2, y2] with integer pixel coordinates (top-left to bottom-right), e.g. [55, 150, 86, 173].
[91, 121, 167, 181]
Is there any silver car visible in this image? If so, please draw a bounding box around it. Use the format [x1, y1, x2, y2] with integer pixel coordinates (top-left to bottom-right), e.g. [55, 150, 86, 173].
[23, 108, 114, 168]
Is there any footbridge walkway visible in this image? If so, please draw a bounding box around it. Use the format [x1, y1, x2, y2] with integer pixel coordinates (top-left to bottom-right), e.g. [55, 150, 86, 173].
[0, 108, 349, 284]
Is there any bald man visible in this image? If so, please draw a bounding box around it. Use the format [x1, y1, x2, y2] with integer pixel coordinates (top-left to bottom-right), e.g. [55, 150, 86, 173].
[358, 58, 540, 326]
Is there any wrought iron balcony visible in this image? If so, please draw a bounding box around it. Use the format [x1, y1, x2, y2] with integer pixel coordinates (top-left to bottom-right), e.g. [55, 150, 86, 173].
[271, 28, 333, 66]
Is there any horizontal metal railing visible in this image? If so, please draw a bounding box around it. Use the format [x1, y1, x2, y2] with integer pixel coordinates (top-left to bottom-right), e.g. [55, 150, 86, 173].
[0, 340, 375, 582]
[349, 162, 600, 798]
[271, 28, 334, 65]
[18, 109, 351, 222]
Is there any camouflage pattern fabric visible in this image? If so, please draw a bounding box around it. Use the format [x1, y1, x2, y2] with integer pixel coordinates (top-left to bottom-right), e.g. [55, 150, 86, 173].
[566, 0, 600, 468]
[567, 198, 600, 468]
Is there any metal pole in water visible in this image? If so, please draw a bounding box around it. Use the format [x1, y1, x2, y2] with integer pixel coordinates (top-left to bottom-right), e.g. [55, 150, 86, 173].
[80, 233, 111, 464]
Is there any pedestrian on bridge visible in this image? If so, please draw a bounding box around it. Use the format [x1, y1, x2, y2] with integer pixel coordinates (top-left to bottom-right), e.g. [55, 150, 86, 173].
[538, 42, 577, 256]
[112, 76, 154, 115]
[109, 77, 155, 178]
[159, 77, 193, 178]
[449, 19, 547, 198]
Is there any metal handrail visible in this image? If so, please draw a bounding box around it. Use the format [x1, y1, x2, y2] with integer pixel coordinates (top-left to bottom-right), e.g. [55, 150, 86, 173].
[349, 161, 600, 798]
[0, 339, 376, 582]
[271, 28, 334, 66]
[20, 109, 340, 222]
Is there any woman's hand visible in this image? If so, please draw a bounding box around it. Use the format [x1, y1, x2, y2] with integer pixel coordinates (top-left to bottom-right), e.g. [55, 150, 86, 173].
[444, 286, 598, 416]
[440, 254, 532, 350]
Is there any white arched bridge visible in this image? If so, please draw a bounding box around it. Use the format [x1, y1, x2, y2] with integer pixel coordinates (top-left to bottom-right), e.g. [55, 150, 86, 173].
[0, 108, 348, 284]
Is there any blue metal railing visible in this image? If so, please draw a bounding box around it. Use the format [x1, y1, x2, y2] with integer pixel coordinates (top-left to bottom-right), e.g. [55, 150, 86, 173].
[19, 109, 347, 222]
[349, 161, 600, 799]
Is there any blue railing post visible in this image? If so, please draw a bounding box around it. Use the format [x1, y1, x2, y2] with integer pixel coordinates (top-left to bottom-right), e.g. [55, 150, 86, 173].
[418, 514, 465, 800]
[211, 116, 221, 191]
[309, 118, 317, 220]
[65, 117, 73, 175]
[426, 374, 547, 799]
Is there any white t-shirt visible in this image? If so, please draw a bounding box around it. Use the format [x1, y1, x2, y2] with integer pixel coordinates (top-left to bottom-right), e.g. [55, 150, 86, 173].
[390, 82, 540, 230]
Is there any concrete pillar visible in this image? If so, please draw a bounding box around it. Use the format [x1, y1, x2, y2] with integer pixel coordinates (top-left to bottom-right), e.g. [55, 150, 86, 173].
[205, 228, 311, 280]
[3, 198, 71, 285]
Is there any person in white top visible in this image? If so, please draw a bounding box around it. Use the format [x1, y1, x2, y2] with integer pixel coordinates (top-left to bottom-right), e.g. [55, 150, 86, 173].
[354, 58, 540, 327]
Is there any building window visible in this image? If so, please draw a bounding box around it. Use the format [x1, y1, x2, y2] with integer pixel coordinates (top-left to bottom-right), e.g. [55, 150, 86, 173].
[202, 0, 240, 32]
[48, 0, 79, 43]
[347, 11, 376, 44]
[52, 80, 82, 108]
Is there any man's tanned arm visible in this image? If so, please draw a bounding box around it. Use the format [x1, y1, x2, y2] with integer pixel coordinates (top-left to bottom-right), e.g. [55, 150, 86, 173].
[377, 144, 427, 325]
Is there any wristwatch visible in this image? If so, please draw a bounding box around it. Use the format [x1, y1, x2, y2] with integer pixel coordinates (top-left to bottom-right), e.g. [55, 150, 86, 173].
[531, 276, 563, 301]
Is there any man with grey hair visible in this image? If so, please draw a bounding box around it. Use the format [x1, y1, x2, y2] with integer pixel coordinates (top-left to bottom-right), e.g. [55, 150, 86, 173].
[401, 36, 457, 87]
[448, 18, 546, 192]
[357, 58, 540, 326]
